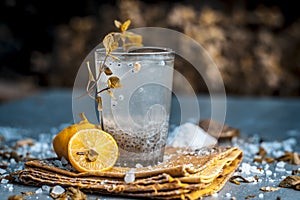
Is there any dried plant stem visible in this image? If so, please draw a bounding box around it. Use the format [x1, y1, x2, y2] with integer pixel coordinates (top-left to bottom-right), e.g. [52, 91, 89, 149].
[97, 87, 110, 94]
[76, 55, 109, 100]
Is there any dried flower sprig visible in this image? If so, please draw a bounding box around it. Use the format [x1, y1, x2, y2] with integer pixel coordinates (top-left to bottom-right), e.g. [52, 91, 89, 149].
[83, 19, 143, 129]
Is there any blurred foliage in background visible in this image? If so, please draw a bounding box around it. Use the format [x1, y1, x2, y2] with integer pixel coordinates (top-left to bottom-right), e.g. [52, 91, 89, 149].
[1, 0, 300, 101]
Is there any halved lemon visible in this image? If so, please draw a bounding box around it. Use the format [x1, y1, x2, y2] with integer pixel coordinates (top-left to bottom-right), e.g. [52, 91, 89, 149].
[68, 128, 119, 172]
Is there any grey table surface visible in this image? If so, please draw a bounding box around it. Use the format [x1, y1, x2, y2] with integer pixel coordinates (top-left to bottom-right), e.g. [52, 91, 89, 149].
[0, 89, 300, 199]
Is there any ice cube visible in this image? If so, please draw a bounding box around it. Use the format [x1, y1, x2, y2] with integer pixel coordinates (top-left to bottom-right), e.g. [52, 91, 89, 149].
[51, 185, 65, 195]
[124, 169, 135, 183]
[1, 179, 9, 184]
[170, 123, 217, 149]
[265, 170, 272, 176]
[0, 168, 6, 174]
[135, 163, 143, 168]
[36, 188, 43, 194]
[7, 184, 13, 191]
[276, 161, 285, 168]
[42, 185, 51, 193]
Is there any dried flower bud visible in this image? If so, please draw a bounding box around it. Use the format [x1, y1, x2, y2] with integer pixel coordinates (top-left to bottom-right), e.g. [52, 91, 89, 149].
[108, 76, 122, 88]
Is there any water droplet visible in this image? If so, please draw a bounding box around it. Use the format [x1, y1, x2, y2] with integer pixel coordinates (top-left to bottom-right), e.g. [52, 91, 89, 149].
[138, 87, 144, 93]
[158, 61, 165, 66]
[117, 63, 122, 67]
[111, 100, 118, 107]
[128, 63, 133, 67]
[108, 62, 112, 66]
[119, 95, 124, 101]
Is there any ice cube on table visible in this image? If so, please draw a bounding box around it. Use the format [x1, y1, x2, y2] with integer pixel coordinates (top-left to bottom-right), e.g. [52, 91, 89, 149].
[170, 122, 217, 149]
[51, 185, 65, 195]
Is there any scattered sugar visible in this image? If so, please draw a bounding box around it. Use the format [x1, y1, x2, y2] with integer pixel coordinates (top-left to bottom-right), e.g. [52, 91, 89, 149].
[51, 185, 65, 195]
[6, 183, 13, 191]
[265, 170, 272, 176]
[135, 163, 143, 168]
[277, 161, 285, 168]
[0, 168, 6, 174]
[240, 163, 251, 175]
[124, 169, 135, 183]
[1, 179, 9, 184]
[35, 188, 43, 194]
[264, 164, 269, 170]
[268, 179, 275, 183]
[245, 176, 256, 182]
[170, 123, 217, 149]
[275, 167, 286, 172]
[212, 193, 218, 197]
[225, 193, 231, 198]
[258, 193, 264, 199]
[42, 185, 51, 193]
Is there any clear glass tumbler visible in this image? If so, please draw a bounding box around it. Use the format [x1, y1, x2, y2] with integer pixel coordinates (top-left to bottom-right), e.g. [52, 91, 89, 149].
[95, 47, 175, 167]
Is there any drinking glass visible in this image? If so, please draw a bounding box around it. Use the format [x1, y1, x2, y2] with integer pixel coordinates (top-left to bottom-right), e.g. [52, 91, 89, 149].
[95, 47, 175, 167]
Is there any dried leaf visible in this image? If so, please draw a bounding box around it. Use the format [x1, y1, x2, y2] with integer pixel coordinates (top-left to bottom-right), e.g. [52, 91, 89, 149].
[108, 76, 122, 88]
[293, 152, 300, 165]
[257, 147, 267, 158]
[245, 195, 256, 199]
[104, 67, 113, 75]
[260, 186, 280, 192]
[134, 62, 141, 72]
[16, 139, 34, 147]
[103, 33, 119, 54]
[265, 157, 275, 163]
[198, 118, 239, 139]
[107, 90, 115, 99]
[279, 175, 300, 190]
[229, 175, 252, 183]
[21, 191, 34, 196]
[96, 97, 102, 111]
[292, 169, 300, 175]
[86, 61, 95, 95]
[8, 196, 24, 200]
[253, 157, 263, 163]
[114, 20, 122, 29]
[276, 151, 300, 165]
[229, 179, 240, 185]
[66, 187, 87, 200]
[120, 19, 131, 32]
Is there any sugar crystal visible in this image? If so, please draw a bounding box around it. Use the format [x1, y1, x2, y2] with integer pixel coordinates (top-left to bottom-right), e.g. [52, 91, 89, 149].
[42, 185, 51, 192]
[51, 185, 65, 195]
[258, 193, 264, 199]
[0, 168, 6, 174]
[1, 179, 9, 184]
[276, 161, 285, 168]
[124, 169, 135, 183]
[36, 188, 43, 194]
[266, 170, 272, 176]
[170, 123, 217, 149]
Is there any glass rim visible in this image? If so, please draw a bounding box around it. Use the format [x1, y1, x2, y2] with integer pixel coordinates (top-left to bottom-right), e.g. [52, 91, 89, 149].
[95, 46, 174, 56]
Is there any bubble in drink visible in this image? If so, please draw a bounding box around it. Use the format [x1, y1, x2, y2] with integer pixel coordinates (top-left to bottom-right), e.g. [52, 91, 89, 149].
[138, 87, 144, 93]
[158, 61, 165, 66]
[119, 95, 124, 101]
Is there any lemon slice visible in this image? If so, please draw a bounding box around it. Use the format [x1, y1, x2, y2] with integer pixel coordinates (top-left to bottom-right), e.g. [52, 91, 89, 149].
[68, 129, 119, 172]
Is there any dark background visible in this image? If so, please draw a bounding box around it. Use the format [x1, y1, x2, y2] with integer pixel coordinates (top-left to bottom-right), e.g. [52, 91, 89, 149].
[1, 0, 300, 102]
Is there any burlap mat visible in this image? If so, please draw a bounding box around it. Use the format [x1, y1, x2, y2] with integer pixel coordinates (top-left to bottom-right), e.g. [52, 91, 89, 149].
[15, 146, 242, 199]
